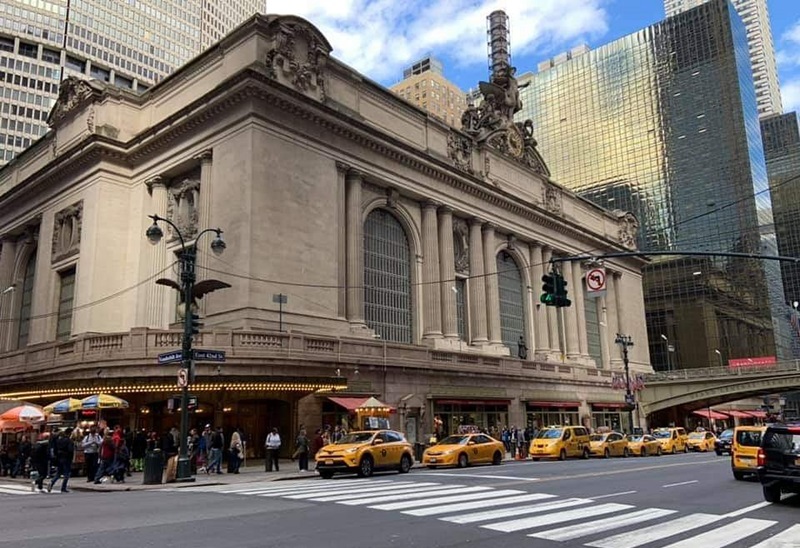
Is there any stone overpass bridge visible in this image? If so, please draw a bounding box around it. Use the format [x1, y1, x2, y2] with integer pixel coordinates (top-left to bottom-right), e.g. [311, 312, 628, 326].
[639, 361, 800, 424]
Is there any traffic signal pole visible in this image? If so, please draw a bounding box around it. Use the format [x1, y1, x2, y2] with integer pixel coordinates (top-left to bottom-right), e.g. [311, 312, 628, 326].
[177, 245, 196, 482]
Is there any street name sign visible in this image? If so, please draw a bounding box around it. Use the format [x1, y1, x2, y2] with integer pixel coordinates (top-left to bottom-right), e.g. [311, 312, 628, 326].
[158, 350, 182, 364]
[193, 349, 226, 362]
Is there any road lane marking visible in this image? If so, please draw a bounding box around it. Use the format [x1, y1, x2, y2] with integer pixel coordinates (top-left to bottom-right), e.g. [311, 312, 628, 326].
[337, 486, 492, 506]
[236, 479, 399, 496]
[0, 486, 34, 495]
[369, 489, 525, 511]
[416, 472, 540, 481]
[531, 507, 677, 542]
[723, 501, 772, 518]
[309, 484, 465, 502]
[402, 493, 556, 517]
[441, 497, 592, 524]
[515, 457, 724, 483]
[284, 482, 438, 500]
[661, 518, 776, 548]
[662, 480, 699, 488]
[482, 502, 632, 533]
[590, 490, 637, 499]
[749, 524, 800, 547]
[587, 513, 723, 548]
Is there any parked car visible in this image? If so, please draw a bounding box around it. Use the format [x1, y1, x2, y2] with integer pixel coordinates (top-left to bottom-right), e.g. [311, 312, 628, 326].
[529, 426, 591, 461]
[715, 429, 734, 455]
[731, 426, 765, 480]
[627, 435, 662, 457]
[757, 423, 800, 502]
[422, 433, 504, 468]
[687, 431, 717, 452]
[315, 430, 414, 479]
[589, 432, 629, 458]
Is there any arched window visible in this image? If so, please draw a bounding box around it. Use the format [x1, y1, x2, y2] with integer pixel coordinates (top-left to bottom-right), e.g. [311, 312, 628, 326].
[497, 251, 526, 350]
[17, 250, 36, 348]
[364, 209, 412, 343]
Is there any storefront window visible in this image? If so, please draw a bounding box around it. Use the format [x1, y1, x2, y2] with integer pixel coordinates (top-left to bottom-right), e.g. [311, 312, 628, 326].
[433, 402, 508, 436]
[526, 407, 579, 430]
[591, 406, 631, 433]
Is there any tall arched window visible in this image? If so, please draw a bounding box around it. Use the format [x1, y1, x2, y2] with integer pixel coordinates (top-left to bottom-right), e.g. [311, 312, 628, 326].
[497, 251, 526, 350]
[364, 209, 412, 343]
[17, 250, 36, 348]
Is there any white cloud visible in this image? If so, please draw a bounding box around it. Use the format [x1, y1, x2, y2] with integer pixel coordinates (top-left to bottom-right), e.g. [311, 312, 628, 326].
[266, 0, 609, 84]
[778, 20, 800, 67]
[781, 78, 800, 114]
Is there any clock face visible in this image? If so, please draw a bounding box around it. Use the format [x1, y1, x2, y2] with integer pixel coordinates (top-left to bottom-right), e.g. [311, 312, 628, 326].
[508, 127, 524, 158]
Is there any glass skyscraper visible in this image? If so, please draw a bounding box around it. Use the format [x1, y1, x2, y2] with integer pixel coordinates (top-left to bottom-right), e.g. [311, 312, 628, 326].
[517, 0, 790, 371]
[0, 0, 264, 165]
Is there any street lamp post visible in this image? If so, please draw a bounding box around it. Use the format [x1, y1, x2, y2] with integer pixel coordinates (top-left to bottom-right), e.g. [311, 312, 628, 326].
[660, 334, 671, 372]
[714, 349, 723, 368]
[615, 333, 635, 434]
[145, 214, 226, 482]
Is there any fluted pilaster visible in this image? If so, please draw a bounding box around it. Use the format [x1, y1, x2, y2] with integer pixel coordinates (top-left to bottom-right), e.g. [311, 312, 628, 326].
[562, 260, 580, 358]
[599, 294, 611, 368]
[0, 237, 17, 352]
[144, 176, 169, 328]
[421, 201, 442, 339]
[345, 170, 365, 326]
[611, 272, 622, 336]
[468, 218, 488, 344]
[336, 162, 349, 318]
[530, 243, 548, 352]
[542, 247, 558, 352]
[483, 224, 502, 344]
[438, 206, 458, 339]
[194, 150, 213, 313]
[573, 261, 589, 357]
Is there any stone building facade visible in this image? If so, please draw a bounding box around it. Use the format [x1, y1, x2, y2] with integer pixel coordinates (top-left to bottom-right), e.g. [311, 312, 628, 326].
[0, 15, 650, 455]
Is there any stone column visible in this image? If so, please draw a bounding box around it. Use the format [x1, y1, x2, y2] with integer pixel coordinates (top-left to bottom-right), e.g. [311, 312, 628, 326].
[0, 237, 17, 352]
[468, 218, 488, 344]
[194, 150, 213, 313]
[530, 243, 548, 352]
[611, 272, 622, 336]
[438, 206, 458, 339]
[482, 224, 502, 345]
[542, 247, 558, 352]
[599, 294, 611, 368]
[421, 201, 442, 339]
[562, 260, 580, 358]
[345, 170, 365, 327]
[572, 261, 589, 357]
[144, 176, 169, 328]
[336, 162, 349, 318]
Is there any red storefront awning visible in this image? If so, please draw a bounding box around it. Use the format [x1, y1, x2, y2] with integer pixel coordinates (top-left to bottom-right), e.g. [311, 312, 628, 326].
[723, 410, 753, 419]
[328, 397, 368, 411]
[745, 410, 768, 419]
[526, 401, 581, 408]
[591, 402, 628, 409]
[693, 409, 729, 420]
[435, 399, 511, 406]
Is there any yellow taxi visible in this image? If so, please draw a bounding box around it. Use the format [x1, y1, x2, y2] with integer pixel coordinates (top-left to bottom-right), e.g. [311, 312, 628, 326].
[315, 430, 414, 479]
[687, 431, 717, 452]
[627, 434, 662, 457]
[529, 426, 591, 461]
[731, 425, 766, 481]
[589, 431, 630, 458]
[422, 433, 505, 468]
[652, 427, 689, 454]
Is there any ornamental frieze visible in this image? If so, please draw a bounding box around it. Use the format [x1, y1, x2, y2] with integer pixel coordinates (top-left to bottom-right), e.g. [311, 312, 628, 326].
[264, 16, 332, 102]
[52, 201, 83, 263]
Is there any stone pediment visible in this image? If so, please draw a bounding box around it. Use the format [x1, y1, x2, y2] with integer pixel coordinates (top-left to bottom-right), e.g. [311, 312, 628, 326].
[47, 76, 106, 128]
[263, 15, 332, 102]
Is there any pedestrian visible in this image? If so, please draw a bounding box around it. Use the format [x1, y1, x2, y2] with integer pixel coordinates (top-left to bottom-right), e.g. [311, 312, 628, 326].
[30, 434, 49, 492]
[208, 427, 224, 474]
[264, 427, 281, 472]
[111, 439, 130, 483]
[13, 435, 31, 478]
[188, 428, 200, 474]
[131, 429, 147, 472]
[228, 428, 242, 474]
[94, 433, 116, 483]
[294, 428, 309, 471]
[81, 426, 102, 482]
[48, 428, 75, 493]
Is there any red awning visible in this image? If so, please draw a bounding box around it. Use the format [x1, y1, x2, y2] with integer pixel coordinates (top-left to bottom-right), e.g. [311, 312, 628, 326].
[723, 410, 753, 419]
[745, 410, 768, 419]
[693, 409, 729, 420]
[526, 401, 581, 408]
[591, 402, 628, 409]
[328, 397, 368, 411]
[435, 399, 511, 406]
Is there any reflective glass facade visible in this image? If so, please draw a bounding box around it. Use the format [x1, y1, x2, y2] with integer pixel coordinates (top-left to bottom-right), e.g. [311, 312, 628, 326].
[517, 0, 789, 370]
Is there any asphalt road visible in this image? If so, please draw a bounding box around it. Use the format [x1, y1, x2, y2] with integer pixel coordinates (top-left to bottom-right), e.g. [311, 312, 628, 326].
[1, 452, 798, 548]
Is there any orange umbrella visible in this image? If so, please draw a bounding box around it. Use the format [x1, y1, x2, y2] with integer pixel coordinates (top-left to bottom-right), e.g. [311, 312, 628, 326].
[0, 404, 45, 423]
[0, 419, 31, 433]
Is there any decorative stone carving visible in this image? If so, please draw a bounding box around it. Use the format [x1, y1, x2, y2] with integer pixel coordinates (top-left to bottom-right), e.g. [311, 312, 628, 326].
[447, 131, 473, 173]
[264, 15, 332, 102]
[386, 188, 400, 209]
[166, 170, 201, 241]
[616, 211, 640, 249]
[52, 201, 83, 262]
[544, 183, 563, 215]
[47, 76, 104, 127]
[453, 218, 470, 275]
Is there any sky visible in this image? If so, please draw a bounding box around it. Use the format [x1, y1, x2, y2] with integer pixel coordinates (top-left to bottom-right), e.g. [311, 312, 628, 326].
[267, 0, 800, 114]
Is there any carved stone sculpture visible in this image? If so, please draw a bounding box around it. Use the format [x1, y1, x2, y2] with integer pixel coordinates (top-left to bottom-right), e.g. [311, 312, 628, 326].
[447, 131, 474, 173]
[453, 218, 470, 275]
[166, 171, 201, 241]
[617, 211, 640, 249]
[47, 76, 104, 127]
[545, 183, 563, 215]
[52, 201, 83, 262]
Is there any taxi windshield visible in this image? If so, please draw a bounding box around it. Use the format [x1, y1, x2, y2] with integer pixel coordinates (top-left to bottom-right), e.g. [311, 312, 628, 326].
[688, 432, 704, 439]
[537, 429, 563, 439]
[719, 429, 734, 440]
[628, 436, 644, 442]
[336, 432, 375, 444]
[652, 430, 671, 439]
[437, 435, 469, 446]
[589, 435, 606, 442]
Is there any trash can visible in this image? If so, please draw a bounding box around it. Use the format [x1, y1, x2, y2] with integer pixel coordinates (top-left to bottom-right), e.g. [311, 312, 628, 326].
[414, 443, 425, 463]
[143, 450, 164, 485]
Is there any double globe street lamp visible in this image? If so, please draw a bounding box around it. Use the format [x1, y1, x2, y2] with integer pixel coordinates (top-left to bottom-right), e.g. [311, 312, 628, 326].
[145, 213, 227, 481]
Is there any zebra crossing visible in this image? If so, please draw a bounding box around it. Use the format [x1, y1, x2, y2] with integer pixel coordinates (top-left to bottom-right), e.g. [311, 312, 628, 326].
[0, 482, 35, 496]
[164, 478, 800, 547]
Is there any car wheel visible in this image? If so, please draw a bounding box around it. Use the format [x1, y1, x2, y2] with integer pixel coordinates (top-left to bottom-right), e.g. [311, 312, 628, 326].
[582, 447, 590, 459]
[603, 448, 610, 459]
[559, 449, 567, 461]
[458, 453, 469, 468]
[492, 451, 502, 465]
[672, 445, 677, 455]
[657, 447, 662, 456]
[715, 450, 722, 456]
[762, 484, 782, 503]
[319, 470, 334, 479]
[531, 458, 540, 462]
[426, 465, 437, 469]
[623, 447, 630, 458]
[357, 455, 374, 478]
[398, 455, 412, 474]
[641, 448, 647, 457]
[733, 471, 746, 481]
[684, 444, 689, 453]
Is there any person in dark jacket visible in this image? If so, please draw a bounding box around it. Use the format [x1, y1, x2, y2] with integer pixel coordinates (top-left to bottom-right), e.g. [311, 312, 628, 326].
[131, 429, 147, 472]
[12, 435, 31, 478]
[30, 435, 50, 492]
[94, 434, 116, 483]
[48, 429, 75, 493]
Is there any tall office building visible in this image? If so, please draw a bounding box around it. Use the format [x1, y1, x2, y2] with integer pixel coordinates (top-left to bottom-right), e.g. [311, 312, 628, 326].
[0, 0, 264, 165]
[664, 0, 781, 118]
[518, 0, 791, 372]
[390, 55, 467, 127]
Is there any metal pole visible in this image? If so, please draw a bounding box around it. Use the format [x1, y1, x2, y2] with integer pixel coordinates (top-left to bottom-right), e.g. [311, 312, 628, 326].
[279, 299, 283, 332]
[177, 246, 196, 482]
[623, 344, 634, 434]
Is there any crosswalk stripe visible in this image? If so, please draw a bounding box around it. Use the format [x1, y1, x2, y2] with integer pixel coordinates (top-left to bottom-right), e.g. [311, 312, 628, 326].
[0, 486, 34, 495]
[291, 483, 444, 501]
[661, 518, 776, 548]
[281, 481, 424, 499]
[403, 493, 556, 517]
[482, 502, 632, 533]
[531, 508, 678, 542]
[0, 483, 33, 492]
[369, 489, 525, 511]
[337, 486, 493, 506]
[441, 497, 592, 524]
[586, 513, 723, 548]
[222, 479, 383, 495]
[748, 524, 800, 548]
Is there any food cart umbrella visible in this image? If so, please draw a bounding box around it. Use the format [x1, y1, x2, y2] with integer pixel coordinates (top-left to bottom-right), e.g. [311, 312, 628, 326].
[80, 394, 129, 410]
[356, 397, 393, 413]
[0, 419, 31, 433]
[43, 398, 83, 414]
[0, 404, 45, 423]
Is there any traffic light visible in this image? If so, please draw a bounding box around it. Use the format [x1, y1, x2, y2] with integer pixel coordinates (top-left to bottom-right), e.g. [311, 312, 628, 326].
[540, 273, 556, 306]
[554, 274, 571, 307]
[190, 312, 203, 336]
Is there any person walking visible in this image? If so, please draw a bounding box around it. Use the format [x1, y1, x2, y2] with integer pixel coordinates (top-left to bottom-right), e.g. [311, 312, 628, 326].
[13, 435, 31, 479]
[294, 428, 309, 472]
[131, 429, 147, 473]
[30, 434, 50, 492]
[228, 429, 243, 474]
[111, 439, 130, 483]
[48, 429, 75, 493]
[81, 426, 102, 482]
[94, 433, 116, 483]
[208, 427, 224, 474]
[264, 428, 281, 472]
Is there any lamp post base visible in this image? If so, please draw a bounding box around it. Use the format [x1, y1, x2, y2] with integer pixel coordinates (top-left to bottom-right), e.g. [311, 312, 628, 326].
[174, 457, 195, 483]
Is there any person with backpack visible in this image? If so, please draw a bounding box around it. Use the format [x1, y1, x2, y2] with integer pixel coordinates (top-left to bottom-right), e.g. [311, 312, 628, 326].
[47, 429, 75, 493]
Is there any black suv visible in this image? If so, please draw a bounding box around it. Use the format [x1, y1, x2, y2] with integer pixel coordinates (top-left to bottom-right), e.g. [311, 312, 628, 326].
[715, 429, 733, 455]
[757, 424, 800, 503]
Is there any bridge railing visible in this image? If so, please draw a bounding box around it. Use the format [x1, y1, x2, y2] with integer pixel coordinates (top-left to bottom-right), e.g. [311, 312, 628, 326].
[645, 360, 800, 382]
